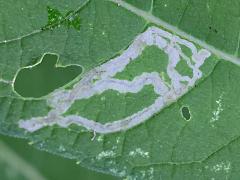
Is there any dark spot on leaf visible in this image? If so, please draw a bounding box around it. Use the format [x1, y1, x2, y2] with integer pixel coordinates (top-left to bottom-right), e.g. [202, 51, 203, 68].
[181, 106, 191, 121]
[14, 53, 82, 98]
[208, 26, 218, 34]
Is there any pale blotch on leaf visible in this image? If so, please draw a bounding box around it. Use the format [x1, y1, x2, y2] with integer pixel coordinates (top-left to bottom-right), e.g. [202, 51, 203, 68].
[129, 148, 150, 158]
[18, 26, 211, 134]
[210, 93, 224, 127]
[96, 150, 116, 160]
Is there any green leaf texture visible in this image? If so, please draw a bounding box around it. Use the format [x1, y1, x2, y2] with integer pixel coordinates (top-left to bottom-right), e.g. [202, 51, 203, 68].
[0, 0, 240, 179]
[0, 135, 116, 180]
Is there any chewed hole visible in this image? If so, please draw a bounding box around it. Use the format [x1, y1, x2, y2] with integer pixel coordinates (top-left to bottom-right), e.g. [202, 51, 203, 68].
[14, 53, 82, 98]
[181, 106, 191, 121]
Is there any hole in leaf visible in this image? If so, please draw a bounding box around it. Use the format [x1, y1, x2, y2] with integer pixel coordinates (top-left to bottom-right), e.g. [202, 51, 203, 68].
[14, 53, 82, 98]
[181, 106, 191, 121]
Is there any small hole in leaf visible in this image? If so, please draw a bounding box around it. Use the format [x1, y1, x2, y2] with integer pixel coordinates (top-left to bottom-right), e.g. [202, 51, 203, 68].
[14, 53, 82, 98]
[181, 106, 191, 121]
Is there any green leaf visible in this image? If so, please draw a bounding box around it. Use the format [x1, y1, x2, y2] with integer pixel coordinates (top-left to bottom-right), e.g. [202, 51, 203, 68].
[0, 0, 240, 179]
[0, 135, 117, 180]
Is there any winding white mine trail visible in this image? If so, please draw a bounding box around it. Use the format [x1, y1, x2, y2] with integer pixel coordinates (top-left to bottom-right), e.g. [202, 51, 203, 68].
[19, 26, 211, 134]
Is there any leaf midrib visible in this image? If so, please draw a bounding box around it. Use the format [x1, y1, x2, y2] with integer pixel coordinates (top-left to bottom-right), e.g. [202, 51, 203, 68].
[108, 0, 240, 65]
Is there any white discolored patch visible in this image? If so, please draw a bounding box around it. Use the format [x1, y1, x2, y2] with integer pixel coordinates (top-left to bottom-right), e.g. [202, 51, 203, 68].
[211, 161, 231, 173]
[116, 137, 121, 144]
[18, 26, 211, 134]
[210, 93, 224, 127]
[109, 168, 126, 177]
[129, 148, 150, 158]
[96, 150, 116, 160]
[96, 135, 104, 142]
[140, 167, 154, 180]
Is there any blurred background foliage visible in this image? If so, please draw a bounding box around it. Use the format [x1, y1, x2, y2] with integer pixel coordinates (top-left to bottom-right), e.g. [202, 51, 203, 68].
[0, 135, 118, 180]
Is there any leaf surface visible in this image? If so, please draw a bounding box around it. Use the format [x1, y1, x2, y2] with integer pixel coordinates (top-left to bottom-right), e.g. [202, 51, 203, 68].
[0, 135, 117, 180]
[0, 0, 240, 179]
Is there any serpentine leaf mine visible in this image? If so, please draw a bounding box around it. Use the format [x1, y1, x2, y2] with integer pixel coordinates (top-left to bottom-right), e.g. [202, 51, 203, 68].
[19, 26, 211, 134]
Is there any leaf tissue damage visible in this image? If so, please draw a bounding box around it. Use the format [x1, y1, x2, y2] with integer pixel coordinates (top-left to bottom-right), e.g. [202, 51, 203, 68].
[14, 53, 82, 98]
[1, 0, 240, 179]
[181, 106, 191, 120]
[43, 6, 81, 31]
[18, 26, 212, 133]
